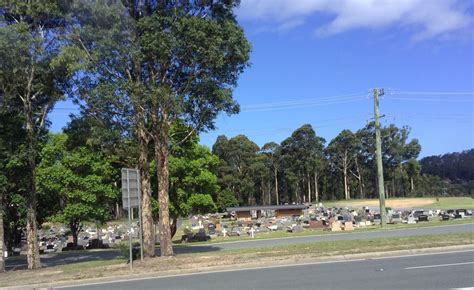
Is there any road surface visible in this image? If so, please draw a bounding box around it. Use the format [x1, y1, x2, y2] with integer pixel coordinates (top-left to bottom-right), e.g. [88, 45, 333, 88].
[5, 223, 473, 270]
[57, 250, 474, 290]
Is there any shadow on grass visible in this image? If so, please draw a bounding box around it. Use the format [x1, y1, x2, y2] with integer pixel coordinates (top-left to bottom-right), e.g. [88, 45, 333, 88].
[5, 245, 221, 271]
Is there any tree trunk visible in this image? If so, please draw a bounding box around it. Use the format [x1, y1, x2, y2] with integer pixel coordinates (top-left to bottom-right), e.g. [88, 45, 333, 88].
[307, 172, 311, 204]
[70, 222, 79, 248]
[314, 172, 319, 204]
[137, 111, 155, 258]
[152, 111, 173, 257]
[25, 101, 41, 269]
[343, 169, 349, 200]
[0, 208, 4, 272]
[354, 158, 364, 199]
[274, 168, 279, 205]
[342, 152, 350, 200]
[170, 216, 178, 239]
[410, 177, 414, 192]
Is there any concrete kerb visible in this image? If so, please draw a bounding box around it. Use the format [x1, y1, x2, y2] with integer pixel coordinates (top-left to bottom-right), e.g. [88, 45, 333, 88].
[4, 244, 474, 290]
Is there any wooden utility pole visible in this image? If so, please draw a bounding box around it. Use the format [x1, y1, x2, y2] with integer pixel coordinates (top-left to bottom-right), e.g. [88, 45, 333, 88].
[373, 88, 387, 227]
[0, 208, 4, 272]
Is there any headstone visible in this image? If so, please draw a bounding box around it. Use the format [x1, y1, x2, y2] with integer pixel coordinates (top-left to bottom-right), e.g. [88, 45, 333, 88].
[222, 228, 227, 237]
[343, 222, 353, 231]
[441, 214, 450, 221]
[268, 224, 278, 231]
[407, 216, 416, 224]
[309, 220, 324, 229]
[330, 222, 341, 232]
[418, 215, 429, 222]
[291, 225, 303, 233]
[249, 227, 255, 238]
[216, 223, 222, 232]
[208, 223, 216, 235]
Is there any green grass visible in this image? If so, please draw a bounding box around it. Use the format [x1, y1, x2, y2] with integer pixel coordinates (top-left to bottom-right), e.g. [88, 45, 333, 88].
[423, 197, 474, 209]
[323, 196, 474, 209]
[213, 232, 474, 257]
[172, 218, 473, 246]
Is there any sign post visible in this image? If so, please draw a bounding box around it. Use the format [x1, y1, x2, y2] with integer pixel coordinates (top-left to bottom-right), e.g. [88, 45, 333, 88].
[121, 168, 143, 270]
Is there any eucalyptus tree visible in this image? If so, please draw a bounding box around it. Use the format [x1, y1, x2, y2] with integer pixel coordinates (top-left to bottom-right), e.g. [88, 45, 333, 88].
[261, 142, 281, 205]
[405, 158, 421, 192]
[327, 130, 358, 200]
[213, 135, 259, 205]
[280, 125, 325, 203]
[0, 0, 70, 269]
[357, 123, 421, 197]
[66, 1, 250, 256]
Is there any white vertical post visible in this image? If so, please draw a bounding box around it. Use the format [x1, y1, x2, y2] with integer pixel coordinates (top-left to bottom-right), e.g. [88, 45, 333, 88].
[127, 169, 132, 270]
[137, 170, 143, 261]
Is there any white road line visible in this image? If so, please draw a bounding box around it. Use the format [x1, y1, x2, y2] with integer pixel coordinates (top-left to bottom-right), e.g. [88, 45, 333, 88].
[54, 250, 474, 289]
[405, 261, 474, 270]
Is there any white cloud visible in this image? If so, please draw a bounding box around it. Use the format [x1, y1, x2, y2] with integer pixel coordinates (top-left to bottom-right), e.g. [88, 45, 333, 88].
[237, 0, 472, 40]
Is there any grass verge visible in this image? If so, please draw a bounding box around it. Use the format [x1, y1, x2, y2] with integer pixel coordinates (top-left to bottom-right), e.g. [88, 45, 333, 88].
[1, 231, 472, 288]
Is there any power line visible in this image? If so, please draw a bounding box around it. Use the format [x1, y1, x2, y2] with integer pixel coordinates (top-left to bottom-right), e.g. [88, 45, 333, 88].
[387, 97, 474, 102]
[242, 91, 367, 109]
[242, 95, 368, 113]
[392, 91, 474, 95]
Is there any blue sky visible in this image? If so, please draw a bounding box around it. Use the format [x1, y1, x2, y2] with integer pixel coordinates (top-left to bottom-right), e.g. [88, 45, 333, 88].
[49, 0, 474, 158]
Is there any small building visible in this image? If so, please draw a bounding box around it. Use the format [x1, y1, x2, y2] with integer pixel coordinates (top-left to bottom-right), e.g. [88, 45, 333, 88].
[226, 205, 308, 221]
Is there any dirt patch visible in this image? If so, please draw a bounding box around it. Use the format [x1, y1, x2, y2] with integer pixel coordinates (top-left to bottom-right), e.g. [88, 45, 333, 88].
[340, 198, 436, 208]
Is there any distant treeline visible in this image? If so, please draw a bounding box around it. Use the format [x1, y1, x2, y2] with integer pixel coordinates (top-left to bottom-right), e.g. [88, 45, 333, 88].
[420, 149, 474, 182]
[211, 123, 473, 207]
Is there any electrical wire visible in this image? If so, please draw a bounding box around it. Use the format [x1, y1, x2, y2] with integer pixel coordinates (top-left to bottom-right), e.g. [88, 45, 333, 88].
[241, 91, 367, 109]
[242, 95, 369, 113]
[392, 91, 474, 95]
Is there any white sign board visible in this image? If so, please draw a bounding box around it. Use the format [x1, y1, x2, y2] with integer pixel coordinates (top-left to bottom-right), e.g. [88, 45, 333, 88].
[122, 168, 140, 209]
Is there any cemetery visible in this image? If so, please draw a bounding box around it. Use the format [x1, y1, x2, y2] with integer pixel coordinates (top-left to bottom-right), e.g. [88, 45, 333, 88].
[6, 202, 471, 258]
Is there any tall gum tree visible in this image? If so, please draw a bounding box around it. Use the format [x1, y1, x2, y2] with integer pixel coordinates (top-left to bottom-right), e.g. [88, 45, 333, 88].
[0, 0, 69, 269]
[66, 1, 250, 257]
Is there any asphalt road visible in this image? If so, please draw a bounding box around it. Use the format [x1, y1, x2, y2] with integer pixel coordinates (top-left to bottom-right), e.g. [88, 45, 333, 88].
[5, 223, 474, 270]
[57, 250, 474, 290]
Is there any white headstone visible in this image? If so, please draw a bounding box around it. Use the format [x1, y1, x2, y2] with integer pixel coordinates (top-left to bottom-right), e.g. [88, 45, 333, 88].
[249, 227, 255, 238]
[222, 228, 227, 237]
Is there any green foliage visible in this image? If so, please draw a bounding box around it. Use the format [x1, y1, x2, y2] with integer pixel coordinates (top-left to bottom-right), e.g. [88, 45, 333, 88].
[216, 189, 239, 212]
[168, 141, 219, 218]
[37, 133, 118, 231]
[212, 134, 260, 204]
[186, 194, 217, 215]
[115, 241, 140, 261]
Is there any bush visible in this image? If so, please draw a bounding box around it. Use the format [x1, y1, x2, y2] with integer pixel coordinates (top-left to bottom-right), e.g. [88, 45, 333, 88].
[115, 241, 140, 261]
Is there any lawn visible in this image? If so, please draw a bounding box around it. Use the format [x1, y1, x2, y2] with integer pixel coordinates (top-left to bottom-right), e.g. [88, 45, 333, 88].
[174, 218, 473, 245]
[323, 196, 473, 209]
[423, 197, 474, 209]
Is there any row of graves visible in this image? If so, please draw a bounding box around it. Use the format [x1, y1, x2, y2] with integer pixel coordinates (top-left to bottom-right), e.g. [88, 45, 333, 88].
[19, 222, 146, 255]
[180, 204, 473, 242]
